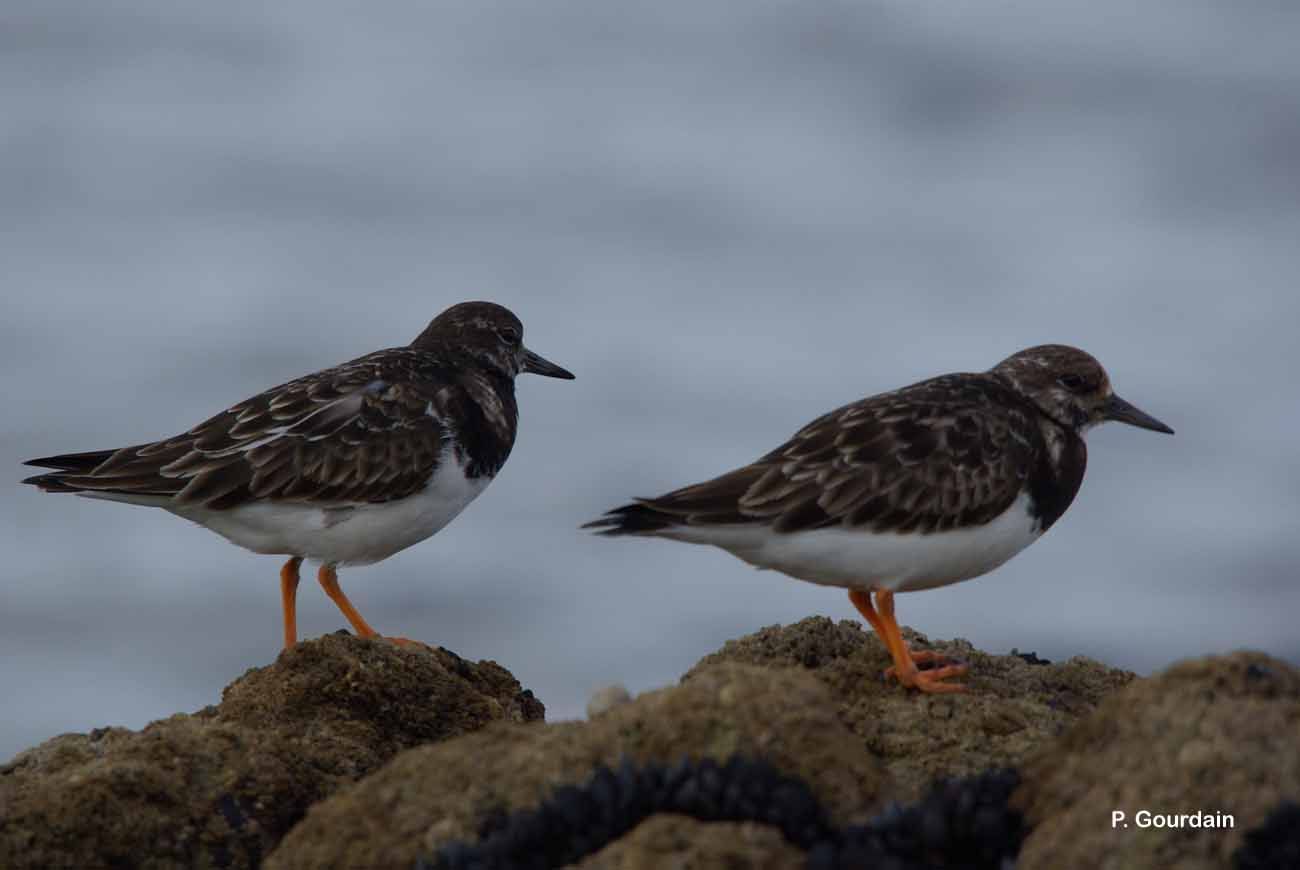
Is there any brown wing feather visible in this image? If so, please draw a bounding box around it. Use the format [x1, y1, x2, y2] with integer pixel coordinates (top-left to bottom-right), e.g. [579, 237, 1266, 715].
[591, 374, 1042, 536]
[25, 350, 455, 509]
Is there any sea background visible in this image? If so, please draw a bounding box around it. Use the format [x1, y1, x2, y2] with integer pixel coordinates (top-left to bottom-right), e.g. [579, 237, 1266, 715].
[2, 0, 1298, 760]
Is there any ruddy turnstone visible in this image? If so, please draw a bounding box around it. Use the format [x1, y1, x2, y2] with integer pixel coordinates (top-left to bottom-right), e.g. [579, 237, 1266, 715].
[23, 301, 574, 649]
[585, 345, 1172, 693]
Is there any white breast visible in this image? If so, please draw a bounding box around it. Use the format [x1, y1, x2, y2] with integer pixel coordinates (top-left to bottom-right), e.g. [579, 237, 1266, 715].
[168, 448, 492, 566]
[657, 492, 1044, 593]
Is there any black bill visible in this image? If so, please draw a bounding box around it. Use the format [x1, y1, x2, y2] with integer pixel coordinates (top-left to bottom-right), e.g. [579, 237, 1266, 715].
[1104, 393, 1174, 434]
[522, 347, 575, 380]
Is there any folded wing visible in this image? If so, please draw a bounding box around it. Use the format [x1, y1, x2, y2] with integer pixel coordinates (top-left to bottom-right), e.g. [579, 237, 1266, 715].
[23, 352, 452, 510]
[587, 375, 1040, 536]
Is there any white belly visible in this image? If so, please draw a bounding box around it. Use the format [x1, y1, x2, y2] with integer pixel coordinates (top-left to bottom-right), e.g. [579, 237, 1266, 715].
[167, 453, 492, 566]
[658, 492, 1043, 593]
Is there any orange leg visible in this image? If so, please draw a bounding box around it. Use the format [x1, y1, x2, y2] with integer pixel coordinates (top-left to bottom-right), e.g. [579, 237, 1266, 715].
[317, 564, 380, 639]
[849, 588, 969, 693]
[875, 590, 967, 689]
[848, 589, 901, 662]
[280, 557, 303, 650]
[316, 564, 423, 647]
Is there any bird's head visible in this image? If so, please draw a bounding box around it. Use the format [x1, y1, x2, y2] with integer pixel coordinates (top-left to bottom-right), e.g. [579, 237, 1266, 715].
[413, 301, 575, 381]
[991, 344, 1173, 436]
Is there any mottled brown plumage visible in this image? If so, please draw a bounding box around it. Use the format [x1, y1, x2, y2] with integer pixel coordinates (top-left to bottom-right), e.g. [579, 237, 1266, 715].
[24, 301, 572, 510]
[586, 344, 1173, 694]
[23, 300, 574, 649]
[600, 374, 1051, 537]
[27, 351, 477, 509]
[587, 345, 1169, 539]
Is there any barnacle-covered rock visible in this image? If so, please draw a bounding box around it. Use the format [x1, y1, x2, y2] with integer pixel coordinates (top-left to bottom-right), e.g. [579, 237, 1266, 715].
[12, 613, 1281, 870]
[265, 663, 888, 870]
[1014, 652, 1300, 870]
[0, 633, 541, 870]
[687, 616, 1132, 798]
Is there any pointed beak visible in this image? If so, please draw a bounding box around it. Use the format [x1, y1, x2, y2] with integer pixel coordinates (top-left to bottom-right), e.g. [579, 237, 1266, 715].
[1104, 393, 1174, 434]
[521, 347, 575, 380]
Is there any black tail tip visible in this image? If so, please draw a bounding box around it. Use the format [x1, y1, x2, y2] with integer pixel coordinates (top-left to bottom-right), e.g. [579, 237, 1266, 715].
[580, 517, 631, 537]
[20, 472, 81, 493]
[581, 503, 676, 536]
[24, 455, 66, 470]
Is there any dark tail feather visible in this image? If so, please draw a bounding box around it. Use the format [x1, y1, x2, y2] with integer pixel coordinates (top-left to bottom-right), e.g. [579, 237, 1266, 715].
[582, 501, 681, 536]
[585, 468, 764, 536]
[22, 449, 119, 493]
[23, 449, 116, 473]
[21, 472, 91, 493]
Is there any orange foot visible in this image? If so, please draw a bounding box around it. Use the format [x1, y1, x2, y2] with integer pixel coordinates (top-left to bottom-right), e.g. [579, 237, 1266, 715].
[849, 588, 970, 694]
[886, 656, 970, 694]
[316, 565, 430, 650]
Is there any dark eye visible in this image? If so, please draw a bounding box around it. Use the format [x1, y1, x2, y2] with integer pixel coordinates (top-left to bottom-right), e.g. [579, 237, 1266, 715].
[499, 326, 521, 345]
[1058, 373, 1086, 392]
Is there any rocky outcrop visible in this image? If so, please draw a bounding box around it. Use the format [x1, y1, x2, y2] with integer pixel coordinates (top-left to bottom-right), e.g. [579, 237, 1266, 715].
[687, 616, 1133, 798]
[1014, 651, 1300, 870]
[0, 633, 542, 870]
[266, 618, 1131, 869]
[266, 663, 887, 870]
[4, 618, 1296, 869]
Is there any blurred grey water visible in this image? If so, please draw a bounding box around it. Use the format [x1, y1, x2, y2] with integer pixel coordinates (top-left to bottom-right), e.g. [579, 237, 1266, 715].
[3, 1, 1299, 761]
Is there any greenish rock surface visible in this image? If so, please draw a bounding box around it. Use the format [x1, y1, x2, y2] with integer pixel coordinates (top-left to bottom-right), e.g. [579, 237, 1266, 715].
[687, 616, 1133, 800]
[1014, 651, 1300, 870]
[5, 617, 1292, 870]
[265, 662, 886, 870]
[0, 633, 542, 870]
